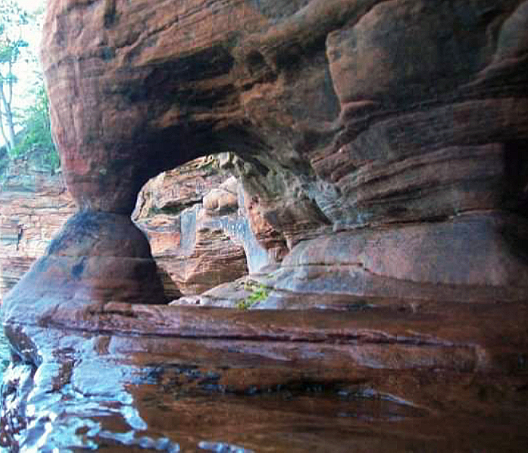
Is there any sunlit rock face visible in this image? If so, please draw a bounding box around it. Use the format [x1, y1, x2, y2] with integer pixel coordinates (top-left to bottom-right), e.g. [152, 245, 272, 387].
[133, 156, 253, 297]
[133, 155, 281, 297]
[39, 0, 528, 303]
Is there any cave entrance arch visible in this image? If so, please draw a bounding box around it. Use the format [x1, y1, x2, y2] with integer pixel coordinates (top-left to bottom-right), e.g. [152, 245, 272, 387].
[133, 153, 277, 305]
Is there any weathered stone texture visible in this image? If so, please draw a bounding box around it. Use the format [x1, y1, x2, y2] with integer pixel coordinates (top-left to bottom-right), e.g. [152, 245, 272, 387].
[6, 0, 528, 351]
[2, 1, 528, 449]
[5, 0, 526, 327]
[0, 160, 75, 301]
[5, 0, 521, 306]
[134, 155, 275, 296]
[1, 211, 168, 332]
[133, 156, 243, 296]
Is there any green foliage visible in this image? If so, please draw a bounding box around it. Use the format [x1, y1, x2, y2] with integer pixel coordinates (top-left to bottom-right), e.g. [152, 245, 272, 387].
[0, 34, 28, 66]
[9, 82, 60, 171]
[1, 0, 33, 151]
[236, 282, 269, 310]
[0, 0, 29, 58]
[0, 1, 29, 51]
[148, 204, 187, 217]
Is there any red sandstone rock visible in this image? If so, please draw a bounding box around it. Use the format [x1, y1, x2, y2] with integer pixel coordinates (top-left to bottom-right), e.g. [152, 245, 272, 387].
[133, 155, 230, 220]
[203, 176, 239, 214]
[2, 1, 527, 450]
[1, 211, 167, 331]
[0, 159, 75, 302]
[133, 156, 250, 296]
[4, 297, 528, 451]
[37, 0, 528, 304]
[269, 212, 528, 303]
[8, 0, 528, 356]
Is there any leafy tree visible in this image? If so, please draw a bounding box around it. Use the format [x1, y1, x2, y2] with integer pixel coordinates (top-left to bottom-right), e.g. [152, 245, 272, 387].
[0, 1, 58, 173]
[0, 0, 30, 151]
[11, 78, 60, 171]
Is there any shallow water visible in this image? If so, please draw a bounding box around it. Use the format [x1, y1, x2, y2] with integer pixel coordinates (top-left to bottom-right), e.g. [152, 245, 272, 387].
[1, 321, 527, 452]
[0, 325, 431, 452]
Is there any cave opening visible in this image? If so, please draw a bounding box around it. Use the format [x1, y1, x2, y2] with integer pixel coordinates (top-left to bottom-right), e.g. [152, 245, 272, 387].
[132, 152, 273, 306]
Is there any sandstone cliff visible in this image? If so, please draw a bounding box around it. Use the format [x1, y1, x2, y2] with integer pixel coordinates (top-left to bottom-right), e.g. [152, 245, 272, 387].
[0, 150, 275, 303]
[0, 157, 75, 302]
[0, 153, 267, 302]
[32, 0, 528, 306]
[133, 153, 264, 297]
[3, 0, 528, 337]
[2, 0, 527, 321]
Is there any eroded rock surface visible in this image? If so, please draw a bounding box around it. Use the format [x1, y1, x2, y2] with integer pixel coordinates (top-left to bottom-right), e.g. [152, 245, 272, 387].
[2, 211, 167, 332]
[133, 155, 274, 296]
[2, 0, 528, 450]
[2, 299, 528, 451]
[38, 0, 528, 302]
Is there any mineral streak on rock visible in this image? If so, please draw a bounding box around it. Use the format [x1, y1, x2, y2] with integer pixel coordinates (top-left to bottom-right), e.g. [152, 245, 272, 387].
[134, 157, 252, 296]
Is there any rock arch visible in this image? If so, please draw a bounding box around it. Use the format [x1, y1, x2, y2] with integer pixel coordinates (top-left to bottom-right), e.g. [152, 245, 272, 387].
[2, 2, 528, 449]
[3, 0, 528, 333]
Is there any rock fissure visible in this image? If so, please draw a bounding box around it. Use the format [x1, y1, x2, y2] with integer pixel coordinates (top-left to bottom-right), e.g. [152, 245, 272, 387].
[41, 320, 462, 348]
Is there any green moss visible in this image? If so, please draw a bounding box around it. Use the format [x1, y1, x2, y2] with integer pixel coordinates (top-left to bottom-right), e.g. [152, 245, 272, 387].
[160, 205, 187, 216]
[236, 283, 269, 310]
[147, 204, 193, 218]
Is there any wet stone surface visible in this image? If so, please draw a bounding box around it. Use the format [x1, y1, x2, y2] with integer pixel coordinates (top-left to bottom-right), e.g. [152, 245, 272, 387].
[1, 310, 528, 452]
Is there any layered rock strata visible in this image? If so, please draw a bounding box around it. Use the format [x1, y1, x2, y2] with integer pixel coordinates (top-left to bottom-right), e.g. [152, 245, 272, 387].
[1, 0, 528, 450]
[0, 159, 75, 302]
[2, 299, 528, 450]
[0, 153, 262, 303]
[33, 0, 528, 305]
[1, 0, 526, 335]
[133, 155, 255, 296]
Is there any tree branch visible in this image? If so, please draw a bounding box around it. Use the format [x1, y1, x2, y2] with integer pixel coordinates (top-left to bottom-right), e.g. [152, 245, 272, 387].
[0, 81, 13, 150]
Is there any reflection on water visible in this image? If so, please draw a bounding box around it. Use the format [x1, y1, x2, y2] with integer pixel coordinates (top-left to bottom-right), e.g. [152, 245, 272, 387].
[1, 324, 527, 452]
[0, 325, 434, 452]
[0, 326, 184, 452]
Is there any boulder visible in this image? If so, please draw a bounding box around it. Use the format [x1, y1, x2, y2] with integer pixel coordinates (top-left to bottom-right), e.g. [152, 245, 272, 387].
[2, 211, 167, 331]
